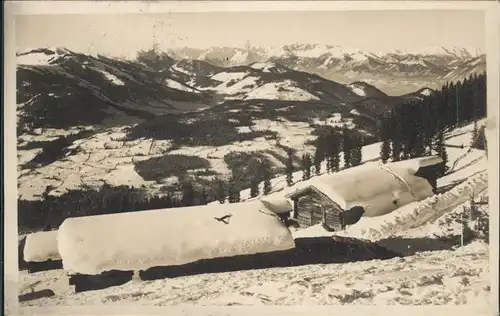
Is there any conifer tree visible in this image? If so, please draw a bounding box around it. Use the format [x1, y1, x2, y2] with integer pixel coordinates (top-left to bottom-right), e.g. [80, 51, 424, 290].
[342, 127, 352, 168]
[249, 177, 260, 198]
[391, 137, 402, 162]
[227, 176, 240, 203]
[471, 119, 479, 147]
[379, 117, 391, 163]
[285, 149, 294, 186]
[301, 153, 312, 181]
[263, 171, 272, 196]
[350, 135, 363, 166]
[380, 139, 391, 163]
[411, 134, 426, 158]
[325, 157, 331, 173]
[434, 129, 448, 177]
[164, 192, 174, 208]
[181, 182, 196, 207]
[215, 179, 226, 204]
[331, 146, 340, 172]
[313, 148, 322, 176]
[327, 134, 341, 172]
[199, 188, 208, 205]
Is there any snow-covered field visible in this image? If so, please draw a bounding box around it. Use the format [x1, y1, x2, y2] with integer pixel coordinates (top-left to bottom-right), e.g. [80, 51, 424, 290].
[17, 116, 322, 200]
[17, 126, 167, 200]
[18, 121, 491, 307]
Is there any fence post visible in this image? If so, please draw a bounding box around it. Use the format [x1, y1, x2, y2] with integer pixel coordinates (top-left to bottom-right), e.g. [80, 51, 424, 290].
[460, 206, 464, 247]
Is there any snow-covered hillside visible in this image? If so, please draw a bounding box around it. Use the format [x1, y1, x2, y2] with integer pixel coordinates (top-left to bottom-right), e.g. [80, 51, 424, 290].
[172, 59, 382, 104]
[18, 120, 490, 307]
[16, 48, 216, 131]
[19, 240, 489, 306]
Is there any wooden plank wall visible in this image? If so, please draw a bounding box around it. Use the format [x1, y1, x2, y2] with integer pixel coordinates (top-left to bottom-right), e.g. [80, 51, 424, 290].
[295, 192, 343, 231]
[324, 207, 342, 231]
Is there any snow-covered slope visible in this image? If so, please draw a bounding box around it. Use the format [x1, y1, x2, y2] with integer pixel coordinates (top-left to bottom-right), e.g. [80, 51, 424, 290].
[171, 60, 377, 104]
[18, 121, 490, 307]
[17, 47, 216, 130]
[19, 239, 489, 306]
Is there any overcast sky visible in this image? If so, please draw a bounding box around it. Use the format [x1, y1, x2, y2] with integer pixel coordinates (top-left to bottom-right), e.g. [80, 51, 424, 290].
[16, 10, 485, 58]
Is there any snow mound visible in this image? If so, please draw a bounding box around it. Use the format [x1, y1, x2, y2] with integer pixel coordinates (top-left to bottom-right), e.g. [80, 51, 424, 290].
[403, 191, 488, 240]
[260, 198, 293, 214]
[342, 170, 488, 241]
[23, 230, 61, 263]
[57, 200, 295, 275]
[388, 155, 443, 175]
[288, 158, 438, 218]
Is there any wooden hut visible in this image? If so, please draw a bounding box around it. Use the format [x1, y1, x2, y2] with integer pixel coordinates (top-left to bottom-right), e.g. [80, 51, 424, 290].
[57, 199, 296, 291]
[288, 186, 343, 231]
[21, 230, 63, 273]
[285, 156, 443, 231]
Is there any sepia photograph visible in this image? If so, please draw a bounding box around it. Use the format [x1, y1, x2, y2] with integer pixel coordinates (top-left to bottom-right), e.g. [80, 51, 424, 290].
[3, 1, 499, 315]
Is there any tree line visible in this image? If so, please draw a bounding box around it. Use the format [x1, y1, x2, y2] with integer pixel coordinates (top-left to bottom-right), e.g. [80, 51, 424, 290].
[379, 72, 486, 177]
[18, 184, 184, 233]
[281, 125, 365, 188]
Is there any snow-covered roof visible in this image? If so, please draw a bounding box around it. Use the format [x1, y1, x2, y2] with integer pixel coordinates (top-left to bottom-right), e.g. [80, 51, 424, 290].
[23, 230, 61, 263]
[286, 156, 442, 217]
[260, 198, 293, 214]
[57, 200, 295, 275]
[388, 155, 443, 174]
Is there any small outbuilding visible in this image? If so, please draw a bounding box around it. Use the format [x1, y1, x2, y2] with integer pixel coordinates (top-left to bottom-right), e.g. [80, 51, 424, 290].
[57, 199, 296, 277]
[285, 156, 443, 231]
[20, 230, 62, 273]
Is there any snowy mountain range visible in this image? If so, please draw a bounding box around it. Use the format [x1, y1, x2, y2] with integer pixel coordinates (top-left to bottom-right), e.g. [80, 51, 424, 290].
[166, 44, 486, 95]
[17, 47, 430, 131]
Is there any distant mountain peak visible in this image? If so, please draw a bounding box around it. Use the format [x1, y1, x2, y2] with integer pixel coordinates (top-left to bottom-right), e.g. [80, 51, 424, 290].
[17, 46, 74, 57]
[403, 45, 483, 58]
[16, 47, 77, 66]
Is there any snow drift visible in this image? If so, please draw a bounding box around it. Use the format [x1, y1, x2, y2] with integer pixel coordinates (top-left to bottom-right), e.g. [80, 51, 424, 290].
[260, 198, 293, 214]
[57, 200, 295, 275]
[23, 230, 61, 263]
[287, 156, 442, 218]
